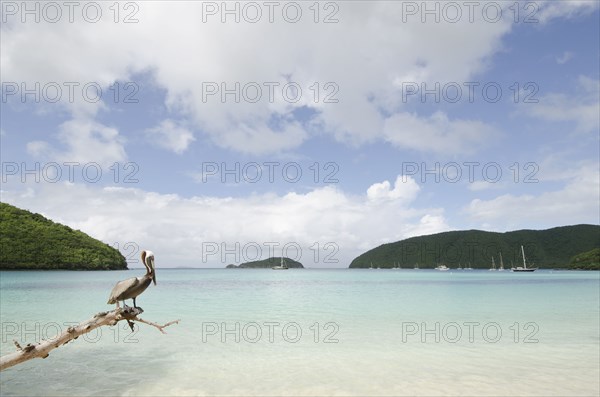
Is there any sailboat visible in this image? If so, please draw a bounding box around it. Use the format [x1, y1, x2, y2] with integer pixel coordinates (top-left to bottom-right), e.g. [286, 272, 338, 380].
[272, 257, 289, 270]
[511, 246, 537, 272]
[457, 263, 463, 270]
[369, 262, 374, 270]
[414, 263, 419, 270]
[498, 253, 505, 271]
[489, 256, 496, 271]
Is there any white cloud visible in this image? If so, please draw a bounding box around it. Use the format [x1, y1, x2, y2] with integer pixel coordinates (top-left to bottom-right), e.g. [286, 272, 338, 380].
[145, 119, 195, 154]
[212, 118, 308, 155]
[1, 2, 515, 155]
[556, 51, 574, 65]
[3, 2, 598, 158]
[467, 181, 507, 192]
[26, 141, 51, 157]
[383, 111, 497, 154]
[524, 76, 600, 134]
[1, 175, 448, 267]
[26, 118, 127, 168]
[464, 163, 599, 229]
[537, 0, 600, 23]
[367, 175, 420, 203]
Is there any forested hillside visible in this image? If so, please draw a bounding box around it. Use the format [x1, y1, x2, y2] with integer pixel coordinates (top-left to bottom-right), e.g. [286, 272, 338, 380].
[0, 202, 127, 270]
[350, 225, 600, 269]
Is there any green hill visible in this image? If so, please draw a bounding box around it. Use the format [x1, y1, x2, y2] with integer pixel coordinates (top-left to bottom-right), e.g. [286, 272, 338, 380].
[349, 225, 600, 269]
[0, 202, 127, 270]
[227, 257, 304, 268]
[569, 248, 600, 270]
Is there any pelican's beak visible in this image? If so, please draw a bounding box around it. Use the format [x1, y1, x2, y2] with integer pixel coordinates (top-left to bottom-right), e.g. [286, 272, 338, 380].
[153, 272, 157, 285]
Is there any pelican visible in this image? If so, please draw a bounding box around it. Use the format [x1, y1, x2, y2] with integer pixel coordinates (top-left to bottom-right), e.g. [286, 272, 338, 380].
[107, 250, 156, 309]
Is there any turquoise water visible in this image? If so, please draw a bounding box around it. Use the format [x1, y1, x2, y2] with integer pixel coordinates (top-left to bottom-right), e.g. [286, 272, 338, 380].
[0, 269, 598, 396]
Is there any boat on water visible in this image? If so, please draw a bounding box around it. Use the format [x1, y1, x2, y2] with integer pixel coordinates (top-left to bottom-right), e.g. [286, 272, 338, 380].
[464, 262, 473, 270]
[272, 257, 289, 270]
[457, 263, 463, 270]
[435, 264, 449, 271]
[498, 252, 505, 271]
[489, 256, 497, 271]
[511, 246, 538, 272]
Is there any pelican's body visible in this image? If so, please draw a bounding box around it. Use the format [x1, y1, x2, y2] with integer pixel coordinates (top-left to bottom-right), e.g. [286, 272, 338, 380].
[108, 250, 156, 308]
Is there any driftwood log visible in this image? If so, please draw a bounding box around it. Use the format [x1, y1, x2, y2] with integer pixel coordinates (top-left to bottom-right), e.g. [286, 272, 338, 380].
[0, 306, 179, 371]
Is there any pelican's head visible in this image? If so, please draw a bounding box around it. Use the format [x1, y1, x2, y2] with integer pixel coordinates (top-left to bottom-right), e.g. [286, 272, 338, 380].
[141, 250, 157, 285]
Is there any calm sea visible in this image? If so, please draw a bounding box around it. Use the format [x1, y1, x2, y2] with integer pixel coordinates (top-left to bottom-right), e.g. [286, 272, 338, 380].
[0, 269, 598, 396]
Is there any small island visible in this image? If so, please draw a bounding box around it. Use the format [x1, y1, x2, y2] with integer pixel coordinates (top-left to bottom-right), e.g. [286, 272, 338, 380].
[0, 202, 127, 270]
[226, 257, 304, 268]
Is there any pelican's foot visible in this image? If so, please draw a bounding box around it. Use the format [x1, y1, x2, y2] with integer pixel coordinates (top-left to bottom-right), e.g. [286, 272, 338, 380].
[121, 306, 135, 316]
[126, 320, 135, 332]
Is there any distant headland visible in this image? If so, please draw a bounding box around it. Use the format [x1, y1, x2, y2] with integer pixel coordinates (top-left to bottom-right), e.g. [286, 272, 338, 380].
[349, 225, 600, 270]
[0, 202, 127, 270]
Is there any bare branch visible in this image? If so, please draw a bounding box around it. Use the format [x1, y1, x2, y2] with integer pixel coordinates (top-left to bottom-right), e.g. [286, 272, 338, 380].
[133, 317, 181, 334]
[0, 307, 179, 371]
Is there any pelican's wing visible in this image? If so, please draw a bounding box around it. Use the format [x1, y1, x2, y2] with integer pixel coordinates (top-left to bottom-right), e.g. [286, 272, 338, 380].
[107, 277, 140, 303]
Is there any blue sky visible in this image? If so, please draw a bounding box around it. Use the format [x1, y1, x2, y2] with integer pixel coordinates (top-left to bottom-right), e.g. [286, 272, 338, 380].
[1, 1, 599, 268]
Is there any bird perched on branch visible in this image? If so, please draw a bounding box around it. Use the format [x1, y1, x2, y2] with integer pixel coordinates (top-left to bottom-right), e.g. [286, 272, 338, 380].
[107, 250, 156, 309]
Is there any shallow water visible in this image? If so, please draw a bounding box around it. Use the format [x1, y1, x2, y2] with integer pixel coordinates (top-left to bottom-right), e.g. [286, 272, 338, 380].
[1, 269, 598, 396]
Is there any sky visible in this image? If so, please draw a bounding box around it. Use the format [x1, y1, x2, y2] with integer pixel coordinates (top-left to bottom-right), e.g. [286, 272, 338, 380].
[1, 0, 599, 268]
